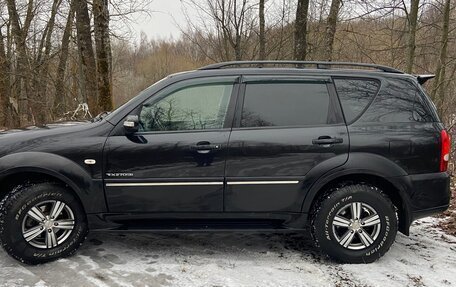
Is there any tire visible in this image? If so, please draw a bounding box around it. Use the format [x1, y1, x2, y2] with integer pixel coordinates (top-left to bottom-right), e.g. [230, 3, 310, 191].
[310, 183, 398, 264]
[0, 182, 88, 265]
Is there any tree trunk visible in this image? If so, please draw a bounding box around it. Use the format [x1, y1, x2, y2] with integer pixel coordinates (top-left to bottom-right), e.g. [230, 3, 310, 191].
[406, 0, 419, 73]
[75, 0, 98, 115]
[235, 35, 242, 61]
[322, 0, 342, 61]
[294, 0, 310, 60]
[259, 0, 266, 60]
[0, 30, 10, 128]
[54, 0, 76, 118]
[37, 0, 61, 65]
[94, 0, 113, 112]
[33, 0, 61, 125]
[6, 0, 31, 126]
[432, 0, 450, 111]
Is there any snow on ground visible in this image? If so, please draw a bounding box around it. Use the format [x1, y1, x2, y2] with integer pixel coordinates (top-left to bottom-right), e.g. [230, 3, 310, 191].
[1, 217, 455, 287]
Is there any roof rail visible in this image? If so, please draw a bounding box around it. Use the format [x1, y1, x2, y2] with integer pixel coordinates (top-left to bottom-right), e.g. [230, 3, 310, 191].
[199, 61, 404, 74]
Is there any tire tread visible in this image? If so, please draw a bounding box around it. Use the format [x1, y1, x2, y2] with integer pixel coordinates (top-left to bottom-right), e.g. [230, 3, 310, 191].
[0, 182, 88, 265]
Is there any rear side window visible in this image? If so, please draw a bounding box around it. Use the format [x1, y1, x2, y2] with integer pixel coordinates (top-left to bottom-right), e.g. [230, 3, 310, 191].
[360, 78, 435, 123]
[334, 78, 380, 123]
[240, 82, 331, 127]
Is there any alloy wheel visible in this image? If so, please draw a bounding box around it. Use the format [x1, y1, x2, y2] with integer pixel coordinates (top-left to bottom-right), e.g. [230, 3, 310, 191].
[331, 202, 382, 250]
[21, 200, 75, 249]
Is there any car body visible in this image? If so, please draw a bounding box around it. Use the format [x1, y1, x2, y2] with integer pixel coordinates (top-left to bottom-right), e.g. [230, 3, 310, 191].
[0, 61, 450, 264]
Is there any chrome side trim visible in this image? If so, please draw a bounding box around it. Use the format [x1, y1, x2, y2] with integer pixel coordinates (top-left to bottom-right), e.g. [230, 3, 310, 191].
[106, 182, 224, 187]
[227, 181, 299, 185]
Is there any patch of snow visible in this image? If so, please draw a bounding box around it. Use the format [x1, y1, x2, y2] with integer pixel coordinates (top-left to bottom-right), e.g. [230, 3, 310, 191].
[0, 217, 455, 287]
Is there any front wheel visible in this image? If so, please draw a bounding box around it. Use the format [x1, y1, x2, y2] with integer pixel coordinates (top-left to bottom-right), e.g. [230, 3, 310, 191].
[0, 182, 88, 265]
[310, 183, 398, 263]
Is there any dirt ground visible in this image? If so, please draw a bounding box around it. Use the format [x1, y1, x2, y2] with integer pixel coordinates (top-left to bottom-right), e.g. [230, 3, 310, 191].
[0, 217, 455, 287]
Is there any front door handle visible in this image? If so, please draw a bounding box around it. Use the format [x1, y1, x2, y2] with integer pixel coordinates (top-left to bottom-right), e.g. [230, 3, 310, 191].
[312, 136, 343, 146]
[191, 142, 221, 154]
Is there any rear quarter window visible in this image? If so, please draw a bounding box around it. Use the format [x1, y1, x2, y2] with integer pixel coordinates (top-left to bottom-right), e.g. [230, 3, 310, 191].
[333, 78, 380, 123]
[359, 78, 436, 123]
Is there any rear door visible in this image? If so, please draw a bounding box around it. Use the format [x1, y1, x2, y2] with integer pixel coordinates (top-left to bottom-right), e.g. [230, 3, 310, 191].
[224, 76, 349, 212]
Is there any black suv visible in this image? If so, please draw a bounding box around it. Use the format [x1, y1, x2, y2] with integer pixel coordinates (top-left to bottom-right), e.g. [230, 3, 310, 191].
[0, 61, 450, 265]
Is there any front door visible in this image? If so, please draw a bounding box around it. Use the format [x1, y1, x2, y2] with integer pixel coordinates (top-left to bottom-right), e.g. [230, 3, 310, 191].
[105, 76, 238, 212]
[224, 76, 349, 212]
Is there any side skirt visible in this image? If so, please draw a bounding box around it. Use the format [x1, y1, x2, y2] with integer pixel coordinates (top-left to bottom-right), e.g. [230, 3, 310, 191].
[87, 212, 309, 232]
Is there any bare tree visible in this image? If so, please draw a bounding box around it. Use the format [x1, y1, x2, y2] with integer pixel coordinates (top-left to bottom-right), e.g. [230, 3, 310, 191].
[94, 0, 113, 112]
[54, 0, 76, 117]
[322, 0, 342, 61]
[406, 0, 420, 73]
[33, 0, 62, 124]
[294, 0, 310, 60]
[75, 0, 98, 114]
[181, 0, 257, 61]
[259, 0, 266, 59]
[432, 0, 451, 107]
[0, 29, 12, 127]
[6, 0, 34, 125]
[0, 0, 454, 135]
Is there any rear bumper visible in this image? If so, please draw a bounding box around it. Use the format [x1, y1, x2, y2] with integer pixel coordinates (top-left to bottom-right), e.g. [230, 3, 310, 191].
[389, 171, 450, 235]
[408, 172, 451, 219]
[412, 204, 449, 221]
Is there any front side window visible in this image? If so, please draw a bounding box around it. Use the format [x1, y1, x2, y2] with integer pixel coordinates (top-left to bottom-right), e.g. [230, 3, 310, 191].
[240, 81, 331, 128]
[139, 82, 233, 132]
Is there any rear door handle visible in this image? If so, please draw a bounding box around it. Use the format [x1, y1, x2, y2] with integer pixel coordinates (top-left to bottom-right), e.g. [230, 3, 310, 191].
[312, 136, 343, 146]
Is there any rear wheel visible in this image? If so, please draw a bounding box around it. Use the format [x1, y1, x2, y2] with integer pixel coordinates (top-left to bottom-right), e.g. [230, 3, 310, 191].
[0, 182, 88, 265]
[310, 183, 398, 263]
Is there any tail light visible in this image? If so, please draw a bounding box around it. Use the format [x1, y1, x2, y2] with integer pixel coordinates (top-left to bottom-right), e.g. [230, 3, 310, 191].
[440, 129, 451, 172]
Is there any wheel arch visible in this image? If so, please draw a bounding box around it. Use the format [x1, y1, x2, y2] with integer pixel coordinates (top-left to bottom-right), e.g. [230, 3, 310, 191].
[0, 170, 84, 209]
[0, 152, 107, 213]
[302, 171, 412, 235]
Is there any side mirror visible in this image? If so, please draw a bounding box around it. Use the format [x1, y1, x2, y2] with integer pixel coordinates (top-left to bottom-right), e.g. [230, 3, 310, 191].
[123, 115, 139, 134]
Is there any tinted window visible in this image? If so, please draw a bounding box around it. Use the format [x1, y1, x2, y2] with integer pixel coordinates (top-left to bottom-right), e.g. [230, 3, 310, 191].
[360, 78, 435, 123]
[241, 82, 330, 127]
[334, 78, 379, 123]
[140, 83, 233, 132]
